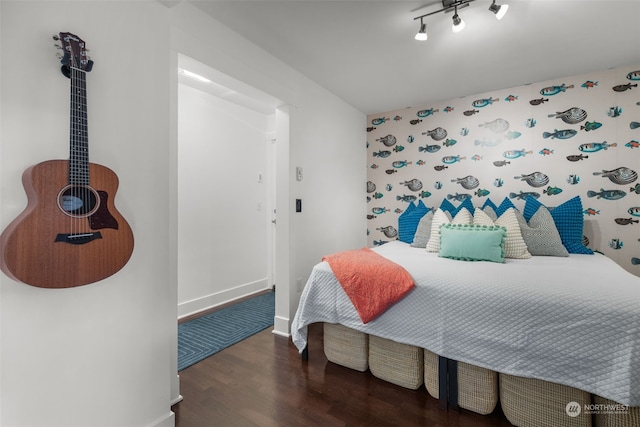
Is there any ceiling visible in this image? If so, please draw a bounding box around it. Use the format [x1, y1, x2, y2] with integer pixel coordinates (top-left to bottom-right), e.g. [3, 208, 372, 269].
[187, 0, 640, 115]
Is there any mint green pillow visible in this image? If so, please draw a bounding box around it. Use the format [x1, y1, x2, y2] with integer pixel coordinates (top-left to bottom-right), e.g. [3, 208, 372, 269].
[439, 224, 507, 263]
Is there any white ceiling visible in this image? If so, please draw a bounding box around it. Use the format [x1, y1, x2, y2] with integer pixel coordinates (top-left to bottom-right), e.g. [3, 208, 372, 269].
[187, 0, 640, 115]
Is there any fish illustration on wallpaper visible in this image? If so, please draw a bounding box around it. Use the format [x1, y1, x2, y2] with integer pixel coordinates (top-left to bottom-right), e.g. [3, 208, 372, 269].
[417, 108, 439, 118]
[543, 186, 563, 196]
[581, 81, 598, 89]
[615, 217, 639, 225]
[525, 118, 537, 128]
[385, 169, 397, 174]
[592, 167, 638, 185]
[377, 134, 397, 147]
[443, 139, 457, 147]
[367, 181, 376, 193]
[396, 195, 416, 202]
[451, 175, 480, 190]
[631, 122, 640, 130]
[442, 155, 465, 164]
[371, 207, 390, 215]
[419, 191, 432, 198]
[567, 154, 588, 162]
[609, 239, 624, 250]
[540, 84, 574, 96]
[627, 70, 640, 80]
[392, 161, 411, 168]
[377, 226, 398, 238]
[400, 179, 423, 191]
[587, 189, 627, 200]
[626, 140, 640, 149]
[410, 119, 423, 125]
[393, 145, 405, 152]
[422, 127, 448, 141]
[372, 150, 392, 158]
[493, 160, 510, 167]
[630, 184, 640, 194]
[542, 129, 577, 139]
[515, 172, 549, 187]
[510, 191, 540, 200]
[529, 98, 549, 106]
[506, 131, 522, 140]
[567, 175, 580, 185]
[444, 106, 454, 113]
[474, 139, 501, 147]
[581, 121, 602, 131]
[579, 142, 617, 152]
[393, 115, 402, 121]
[418, 144, 441, 153]
[434, 165, 448, 171]
[464, 110, 480, 116]
[503, 149, 533, 159]
[583, 208, 600, 216]
[407, 135, 415, 143]
[479, 118, 510, 133]
[472, 98, 499, 108]
[494, 178, 504, 187]
[629, 207, 640, 217]
[505, 95, 518, 102]
[460, 128, 470, 136]
[371, 117, 389, 125]
[607, 107, 622, 118]
[539, 148, 554, 156]
[367, 127, 376, 132]
[548, 107, 588, 124]
[613, 83, 637, 92]
[475, 189, 490, 197]
[447, 193, 472, 201]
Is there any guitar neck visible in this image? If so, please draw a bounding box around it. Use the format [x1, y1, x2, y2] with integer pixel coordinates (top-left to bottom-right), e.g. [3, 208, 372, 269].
[69, 66, 90, 185]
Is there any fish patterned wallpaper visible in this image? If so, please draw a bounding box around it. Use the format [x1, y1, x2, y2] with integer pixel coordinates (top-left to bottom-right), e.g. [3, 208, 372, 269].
[366, 64, 640, 275]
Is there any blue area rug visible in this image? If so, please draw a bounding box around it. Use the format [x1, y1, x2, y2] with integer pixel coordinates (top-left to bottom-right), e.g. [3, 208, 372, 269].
[178, 291, 275, 371]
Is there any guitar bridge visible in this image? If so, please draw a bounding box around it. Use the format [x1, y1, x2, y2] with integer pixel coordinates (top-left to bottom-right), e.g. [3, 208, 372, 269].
[55, 232, 103, 245]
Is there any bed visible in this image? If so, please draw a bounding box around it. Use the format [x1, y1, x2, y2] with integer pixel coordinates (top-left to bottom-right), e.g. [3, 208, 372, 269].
[291, 196, 640, 426]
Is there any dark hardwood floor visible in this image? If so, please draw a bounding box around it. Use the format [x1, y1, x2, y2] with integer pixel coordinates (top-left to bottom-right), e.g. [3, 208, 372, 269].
[173, 322, 515, 427]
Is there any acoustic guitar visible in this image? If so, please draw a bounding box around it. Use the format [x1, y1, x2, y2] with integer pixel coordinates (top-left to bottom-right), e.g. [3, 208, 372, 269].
[0, 32, 134, 288]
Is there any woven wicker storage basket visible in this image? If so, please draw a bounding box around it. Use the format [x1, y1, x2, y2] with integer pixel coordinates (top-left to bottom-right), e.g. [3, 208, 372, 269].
[593, 395, 640, 427]
[368, 335, 423, 390]
[423, 348, 498, 415]
[499, 373, 592, 427]
[323, 323, 369, 372]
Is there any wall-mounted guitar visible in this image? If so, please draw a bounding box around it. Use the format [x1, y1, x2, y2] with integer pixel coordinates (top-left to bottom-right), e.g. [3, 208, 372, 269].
[0, 32, 134, 288]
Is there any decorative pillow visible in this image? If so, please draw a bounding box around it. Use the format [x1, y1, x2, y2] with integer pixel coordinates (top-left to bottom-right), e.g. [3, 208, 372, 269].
[426, 208, 472, 252]
[439, 197, 474, 217]
[398, 200, 429, 244]
[411, 210, 434, 248]
[514, 208, 569, 256]
[439, 224, 507, 263]
[481, 198, 499, 213]
[523, 196, 593, 254]
[473, 207, 531, 259]
[482, 205, 498, 221]
[494, 197, 517, 216]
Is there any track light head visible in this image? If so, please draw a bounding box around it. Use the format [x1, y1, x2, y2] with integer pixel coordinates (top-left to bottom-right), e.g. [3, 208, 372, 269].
[415, 20, 428, 41]
[489, 1, 509, 20]
[451, 8, 465, 33]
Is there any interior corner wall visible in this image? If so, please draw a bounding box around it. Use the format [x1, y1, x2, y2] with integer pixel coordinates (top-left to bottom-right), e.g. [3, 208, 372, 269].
[170, 2, 366, 336]
[366, 63, 640, 276]
[0, 2, 174, 426]
[177, 82, 271, 318]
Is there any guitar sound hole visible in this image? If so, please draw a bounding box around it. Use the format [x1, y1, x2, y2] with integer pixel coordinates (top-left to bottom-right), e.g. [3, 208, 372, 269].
[57, 185, 99, 217]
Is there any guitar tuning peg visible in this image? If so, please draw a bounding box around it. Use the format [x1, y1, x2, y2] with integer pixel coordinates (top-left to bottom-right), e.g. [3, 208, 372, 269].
[52, 34, 60, 41]
[56, 52, 64, 60]
[54, 43, 63, 50]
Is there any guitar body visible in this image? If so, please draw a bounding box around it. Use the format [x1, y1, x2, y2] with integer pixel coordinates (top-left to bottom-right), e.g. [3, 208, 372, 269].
[0, 160, 134, 288]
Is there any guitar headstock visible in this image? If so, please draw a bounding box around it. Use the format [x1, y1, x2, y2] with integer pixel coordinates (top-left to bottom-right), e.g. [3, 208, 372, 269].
[54, 32, 94, 78]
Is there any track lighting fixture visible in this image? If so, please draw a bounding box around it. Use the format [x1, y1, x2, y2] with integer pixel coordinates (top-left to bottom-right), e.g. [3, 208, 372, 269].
[413, 0, 508, 41]
[489, 0, 509, 20]
[415, 17, 428, 41]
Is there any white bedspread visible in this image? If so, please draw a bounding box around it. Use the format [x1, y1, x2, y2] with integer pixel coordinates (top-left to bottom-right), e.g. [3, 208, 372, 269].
[291, 241, 640, 406]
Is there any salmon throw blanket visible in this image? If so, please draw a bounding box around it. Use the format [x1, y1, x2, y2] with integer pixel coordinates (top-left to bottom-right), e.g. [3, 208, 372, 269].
[322, 247, 415, 324]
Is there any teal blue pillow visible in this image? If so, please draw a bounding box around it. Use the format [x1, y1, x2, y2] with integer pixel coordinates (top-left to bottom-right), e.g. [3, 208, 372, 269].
[439, 224, 507, 263]
[398, 200, 429, 243]
[440, 197, 474, 216]
[523, 196, 593, 254]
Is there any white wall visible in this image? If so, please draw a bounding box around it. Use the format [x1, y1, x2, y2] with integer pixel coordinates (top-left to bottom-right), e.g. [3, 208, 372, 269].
[170, 2, 366, 336]
[177, 82, 273, 317]
[0, 2, 174, 426]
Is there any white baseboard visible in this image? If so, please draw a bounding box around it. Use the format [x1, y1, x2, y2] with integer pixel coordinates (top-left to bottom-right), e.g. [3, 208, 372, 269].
[273, 315, 290, 337]
[148, 411, 175, 427]
[178, 278, 270, 319]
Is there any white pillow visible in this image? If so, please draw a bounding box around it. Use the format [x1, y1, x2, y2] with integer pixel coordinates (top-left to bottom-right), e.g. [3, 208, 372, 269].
[426, 208, 472, 252]
[474, 207, 531, 259]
